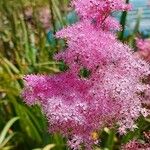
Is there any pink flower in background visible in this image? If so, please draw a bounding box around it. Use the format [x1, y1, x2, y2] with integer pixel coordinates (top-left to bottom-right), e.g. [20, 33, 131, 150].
[22, 0, 150, 149]
[121, 140, 142, 150]
[121, 139, 150, 150]
[135, 38, 150, 62]
[136, 39, 150, 52]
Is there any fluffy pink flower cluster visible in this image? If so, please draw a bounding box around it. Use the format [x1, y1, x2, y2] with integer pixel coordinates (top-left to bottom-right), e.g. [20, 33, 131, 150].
[135, 38, 150, 62]
[72, 0, 131, 30]
[22, 0, 150, 149]
[136, 39, 150, 52]
[121, 139, 150, 150]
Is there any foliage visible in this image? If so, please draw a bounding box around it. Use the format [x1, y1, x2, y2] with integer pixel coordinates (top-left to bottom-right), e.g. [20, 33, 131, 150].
[0, 117, 19, 150]
[0, 0, 67, 149]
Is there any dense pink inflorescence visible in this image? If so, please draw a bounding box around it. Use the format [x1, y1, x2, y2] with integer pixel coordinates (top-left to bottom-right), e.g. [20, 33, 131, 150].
[72, 0, 131, 29]
[22, 0, 150, 149]
[121, 139, 150, 150]
[135, 38, 150, 62]
[136, 38, 150, 52]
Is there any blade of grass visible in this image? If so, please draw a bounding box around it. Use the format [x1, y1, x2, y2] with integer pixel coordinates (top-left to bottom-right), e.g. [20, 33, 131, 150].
[0, 117, 19, 144]
[0, 133, 16, 148]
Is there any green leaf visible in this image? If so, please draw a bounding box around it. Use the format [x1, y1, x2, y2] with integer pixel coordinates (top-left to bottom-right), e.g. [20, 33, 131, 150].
[43, 144, 55, 150]
[32, 144, 55, 150]
[0, 133, 16, 148]
[0, 117, 19, 144]
[145, 118, 150, 123]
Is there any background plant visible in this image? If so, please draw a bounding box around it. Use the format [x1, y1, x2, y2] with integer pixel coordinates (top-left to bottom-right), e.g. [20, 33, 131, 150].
[0, 0, 68, 149]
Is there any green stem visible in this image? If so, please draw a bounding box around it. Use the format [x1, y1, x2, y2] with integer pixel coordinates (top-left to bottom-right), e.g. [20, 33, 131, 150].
[119, 0, 130, 41]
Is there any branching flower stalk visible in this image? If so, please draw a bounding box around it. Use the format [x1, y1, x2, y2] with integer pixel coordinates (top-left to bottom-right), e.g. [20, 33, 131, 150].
[22, 0, 150, 149]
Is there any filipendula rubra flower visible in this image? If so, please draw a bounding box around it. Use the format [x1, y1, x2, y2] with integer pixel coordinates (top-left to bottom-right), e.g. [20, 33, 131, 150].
[121, 139, 150, 150]
[22, 0, 150, 149]
[135, 38, 150, 62]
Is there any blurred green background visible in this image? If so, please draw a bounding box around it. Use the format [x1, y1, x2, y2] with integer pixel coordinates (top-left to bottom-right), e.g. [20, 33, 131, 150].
[0, 0, 150, 150]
